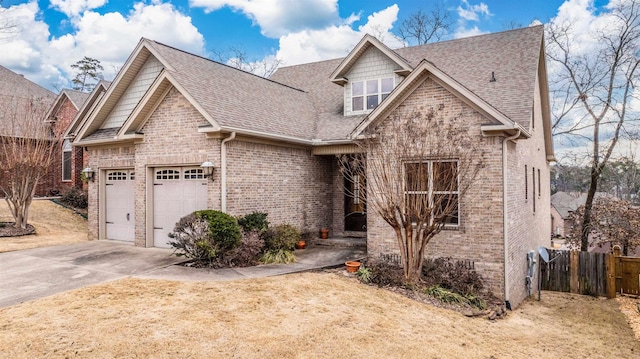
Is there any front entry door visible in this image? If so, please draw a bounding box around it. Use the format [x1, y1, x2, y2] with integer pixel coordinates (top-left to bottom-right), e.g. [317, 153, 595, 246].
[344, 173, 366, 232]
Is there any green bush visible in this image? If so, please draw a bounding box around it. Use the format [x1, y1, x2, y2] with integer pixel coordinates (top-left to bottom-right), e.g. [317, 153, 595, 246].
[195, 210, 241, 251]
[238, 212, 269, 232]
[60, 187, 88, 209]
[168, 213, 216, 265]
[263, 224, 300, 251]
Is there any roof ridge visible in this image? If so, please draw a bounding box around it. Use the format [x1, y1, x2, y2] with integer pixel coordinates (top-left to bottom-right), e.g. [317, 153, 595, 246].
[147, 39, 308, 94]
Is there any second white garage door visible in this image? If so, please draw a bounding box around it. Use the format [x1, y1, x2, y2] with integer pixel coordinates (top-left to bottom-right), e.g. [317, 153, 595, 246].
[153, 167, 208, 248]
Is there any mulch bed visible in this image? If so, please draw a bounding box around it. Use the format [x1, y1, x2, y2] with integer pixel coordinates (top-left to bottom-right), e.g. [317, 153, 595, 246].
[0, 222, 36, 237]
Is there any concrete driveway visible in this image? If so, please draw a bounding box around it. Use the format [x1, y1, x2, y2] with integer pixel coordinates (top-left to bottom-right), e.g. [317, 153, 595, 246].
[0, 240, 366, 308]
[0, 241, 183, 308]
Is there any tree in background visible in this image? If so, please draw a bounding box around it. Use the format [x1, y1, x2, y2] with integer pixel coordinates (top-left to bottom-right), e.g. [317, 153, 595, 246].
[568, 198, 640, 256]
[396, 2, 453, 46]
[0, 0, 18, 43]
[546, 0, 640, 251]
[340, 109, 485, 282]
[212, 47, 282, 78]
[71, 56, 103, 92]
[0, 97, 60, 229]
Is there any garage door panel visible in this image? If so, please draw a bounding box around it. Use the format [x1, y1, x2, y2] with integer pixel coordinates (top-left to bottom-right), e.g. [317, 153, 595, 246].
[153, 167, 208, 248]
[105, 170, 135, 242]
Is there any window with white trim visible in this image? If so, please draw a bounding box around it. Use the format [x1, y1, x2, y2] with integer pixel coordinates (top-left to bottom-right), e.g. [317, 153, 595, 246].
[184, 168, 205, 180]
[62, 140, 72, 181]
[155, 169, 180, 180]
[107, 171, 128, 181]
[352, 77, 394, 112]
[404, 160, 459, 226]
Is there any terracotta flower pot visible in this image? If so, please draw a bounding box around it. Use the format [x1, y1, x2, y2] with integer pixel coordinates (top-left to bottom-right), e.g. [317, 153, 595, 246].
[345, 261, 361, 273]
[295, 240, 306, 249]
[320, 228, 329, 239]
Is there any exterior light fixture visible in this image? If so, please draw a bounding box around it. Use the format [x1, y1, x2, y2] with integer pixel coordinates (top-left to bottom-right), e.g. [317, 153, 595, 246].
[200, 161, 215, 180]
[81, 167, 95, 182]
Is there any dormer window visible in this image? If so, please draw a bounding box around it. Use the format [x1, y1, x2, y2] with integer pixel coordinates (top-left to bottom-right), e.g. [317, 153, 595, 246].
[352, 77, 394, 112]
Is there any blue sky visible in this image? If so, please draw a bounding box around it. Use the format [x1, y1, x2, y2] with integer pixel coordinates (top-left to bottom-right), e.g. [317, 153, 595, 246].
[0, 0, 611, 90]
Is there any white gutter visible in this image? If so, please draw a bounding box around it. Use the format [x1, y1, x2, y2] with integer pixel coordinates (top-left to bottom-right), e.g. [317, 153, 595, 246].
[502, 129, 521, 310]
[221, 132, 236, 212]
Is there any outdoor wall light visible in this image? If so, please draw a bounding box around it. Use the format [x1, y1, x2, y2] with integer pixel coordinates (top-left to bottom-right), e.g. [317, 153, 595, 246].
[81, 167, 95, 182]
[200, 161, 215, 180]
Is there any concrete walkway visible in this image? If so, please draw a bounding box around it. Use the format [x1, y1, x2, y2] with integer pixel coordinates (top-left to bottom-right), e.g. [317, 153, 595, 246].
[0, 240, 366, 308]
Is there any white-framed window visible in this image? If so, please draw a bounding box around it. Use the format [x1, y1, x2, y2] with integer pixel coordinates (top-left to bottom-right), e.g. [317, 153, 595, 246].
[62, 140, 72, 181]
[352, 77, 394, 112]
[184, 168, 205, 180]
[155, 169, 180, 180]
[107, 171, 128, 181]
[404, 160, 459, 226]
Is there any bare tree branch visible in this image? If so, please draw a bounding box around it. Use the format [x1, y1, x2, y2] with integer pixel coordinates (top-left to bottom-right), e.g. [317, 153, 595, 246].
[396, 2, 453, 46]
[211, 46, 282, 78]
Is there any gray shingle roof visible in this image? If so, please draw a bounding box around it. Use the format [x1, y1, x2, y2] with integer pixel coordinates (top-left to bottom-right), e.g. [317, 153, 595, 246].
[146, 40, 317, 140]
[0, 65, 56, 137]
[271, 25, 544, 139]
[550, 191, 612, 218]
[63, 89, 91, 110]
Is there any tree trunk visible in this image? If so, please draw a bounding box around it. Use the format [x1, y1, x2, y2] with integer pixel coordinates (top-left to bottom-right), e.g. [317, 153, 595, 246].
[580, 166, 600, 251]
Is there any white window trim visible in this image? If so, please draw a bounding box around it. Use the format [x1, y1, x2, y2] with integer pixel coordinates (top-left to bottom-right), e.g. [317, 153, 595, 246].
[350, 77, 394, 114]
[403, 159, 460, 227]
[62, 140, 72, 182]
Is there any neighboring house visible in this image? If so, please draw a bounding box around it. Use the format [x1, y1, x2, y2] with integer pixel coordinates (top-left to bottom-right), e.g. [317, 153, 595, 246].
[0, 65, 57, 196]
[70, 26, 553, 308]
[58, 81, 111, 191]
[44, 89, 91, 192]
[550, 191, 609, 238]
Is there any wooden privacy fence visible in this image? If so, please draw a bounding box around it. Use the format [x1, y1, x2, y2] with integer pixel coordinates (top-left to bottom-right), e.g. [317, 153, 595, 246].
[540, 249, 615, 298]
[540, 247, 640, 298]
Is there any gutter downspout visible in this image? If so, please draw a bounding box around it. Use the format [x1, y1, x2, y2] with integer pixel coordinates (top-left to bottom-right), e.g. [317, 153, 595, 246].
[221, 132, 236, 212]
[502, 129, 520, 311]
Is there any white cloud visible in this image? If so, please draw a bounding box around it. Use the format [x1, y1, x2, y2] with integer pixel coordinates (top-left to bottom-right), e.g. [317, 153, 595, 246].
[50, 0, 107, 17]
[454, 0, 491, 39]
[275, 4, 402, 66]
[457, 0, 490, 21]
[453, 26, 485, 39]
[0, 1, 205, 91]
[189, 0, 340, 38]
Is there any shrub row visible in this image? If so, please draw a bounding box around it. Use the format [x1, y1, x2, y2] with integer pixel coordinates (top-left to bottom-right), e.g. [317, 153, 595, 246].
[168, 210, 301, 267]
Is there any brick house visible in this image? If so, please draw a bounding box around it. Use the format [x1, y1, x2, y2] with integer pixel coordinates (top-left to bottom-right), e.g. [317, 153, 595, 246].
[44, 89, 91, 193]
[0, 65, 57, 196]
[71, 26, 553, 308]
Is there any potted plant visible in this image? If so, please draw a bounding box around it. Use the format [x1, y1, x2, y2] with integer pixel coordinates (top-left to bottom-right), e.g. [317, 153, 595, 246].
[345, 261, 361, 273]
[319, 228, 329, 239]
[295, 239, 306, 249]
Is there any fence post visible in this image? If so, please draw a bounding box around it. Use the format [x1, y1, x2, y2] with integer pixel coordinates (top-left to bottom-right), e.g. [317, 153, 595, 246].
[606, 251, 616, 299]
[570, 251, 579, 294]
[613, 245, 622, 295]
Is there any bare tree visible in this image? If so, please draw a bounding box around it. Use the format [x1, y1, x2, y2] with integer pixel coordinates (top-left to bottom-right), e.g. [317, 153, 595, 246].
[0, 96, 60, 229]
[212, 47, 282, 78]
[546, 0, 640, 251]
[340, 109, 485, 282]
[396, 3, 453, 46]
[71, 56, 104, 92]
[568, 197, 640, 256]
[0, 0, 19, 43]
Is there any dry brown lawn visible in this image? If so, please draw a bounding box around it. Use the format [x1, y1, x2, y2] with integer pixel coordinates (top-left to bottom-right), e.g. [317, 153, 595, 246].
[0, 199, 88, 253]
[0, 272, 638, 358]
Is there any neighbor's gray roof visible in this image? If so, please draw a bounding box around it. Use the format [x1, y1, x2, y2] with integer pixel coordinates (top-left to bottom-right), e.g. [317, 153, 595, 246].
[550, 191, 612, 218]
[271, 25, 544, 140]
[146, 40, 318, 140]
[0, 65, 56, 137]
[63, 89, 91, 110]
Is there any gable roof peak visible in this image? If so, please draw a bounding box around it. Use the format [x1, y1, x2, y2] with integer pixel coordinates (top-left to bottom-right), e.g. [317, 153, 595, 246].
[329, 34, 412, 85]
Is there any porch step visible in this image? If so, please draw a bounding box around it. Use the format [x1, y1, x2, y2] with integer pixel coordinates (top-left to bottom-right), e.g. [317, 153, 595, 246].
[308, 237, 366, 249]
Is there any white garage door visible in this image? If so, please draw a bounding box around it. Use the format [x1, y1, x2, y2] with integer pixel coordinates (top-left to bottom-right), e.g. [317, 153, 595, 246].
[153, 167, 208, 248]
[105, 170, 135, 241]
